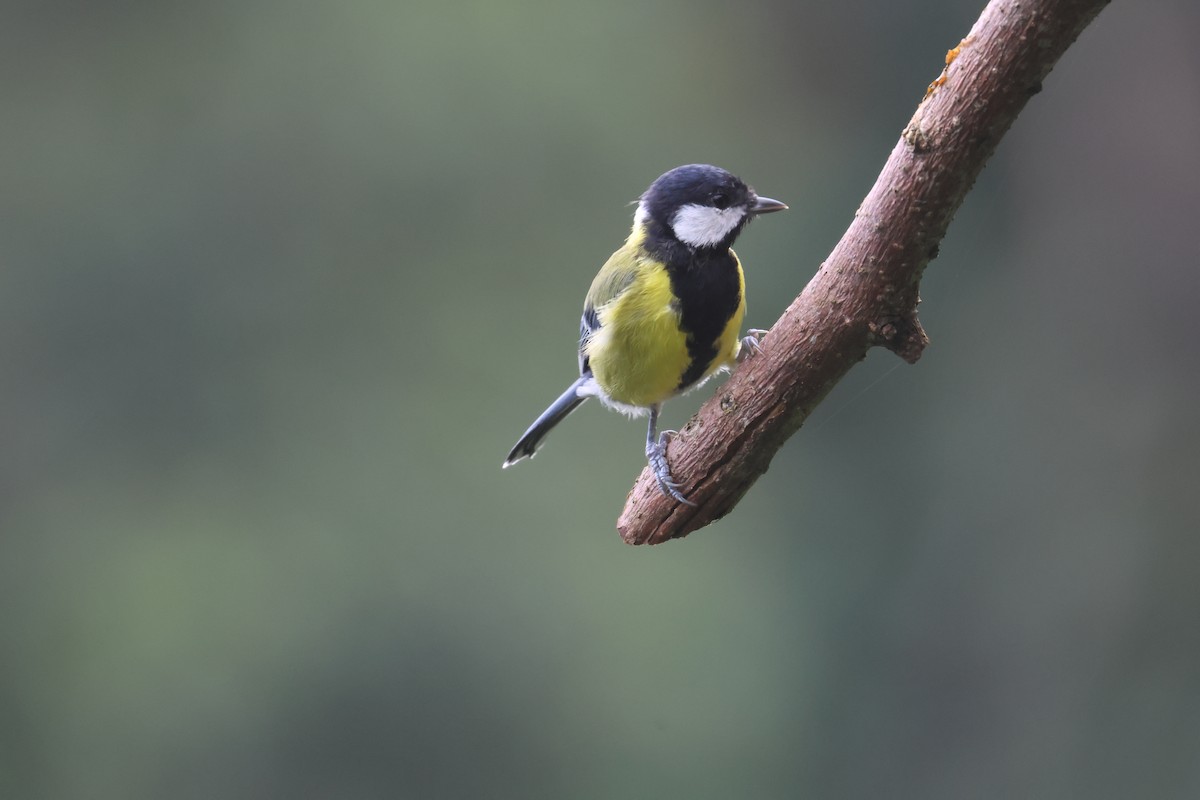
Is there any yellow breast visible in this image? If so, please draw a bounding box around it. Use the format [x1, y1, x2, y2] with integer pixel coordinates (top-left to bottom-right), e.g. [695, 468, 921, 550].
[585, 248, 746, 409]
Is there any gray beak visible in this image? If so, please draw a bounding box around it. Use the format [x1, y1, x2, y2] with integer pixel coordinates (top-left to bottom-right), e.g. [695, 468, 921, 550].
[750, 195, 788, 215]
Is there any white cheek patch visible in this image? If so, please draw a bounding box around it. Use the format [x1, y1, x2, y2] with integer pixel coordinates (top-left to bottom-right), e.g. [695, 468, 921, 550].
[670, 204, 746, 248]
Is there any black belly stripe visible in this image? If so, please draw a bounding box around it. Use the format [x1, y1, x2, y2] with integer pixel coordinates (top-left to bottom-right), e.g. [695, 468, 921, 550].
[662, 246, 742, 391]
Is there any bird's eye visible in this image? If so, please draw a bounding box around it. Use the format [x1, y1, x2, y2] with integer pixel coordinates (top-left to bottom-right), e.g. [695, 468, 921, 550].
[710, 192, 730, 209]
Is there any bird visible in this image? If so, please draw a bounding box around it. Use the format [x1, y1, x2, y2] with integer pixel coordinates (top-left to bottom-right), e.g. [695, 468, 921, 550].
[502, 164, 786, 504]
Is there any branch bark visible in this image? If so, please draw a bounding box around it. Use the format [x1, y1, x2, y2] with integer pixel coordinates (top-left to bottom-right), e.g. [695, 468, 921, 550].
[619, 0, 1111, 545]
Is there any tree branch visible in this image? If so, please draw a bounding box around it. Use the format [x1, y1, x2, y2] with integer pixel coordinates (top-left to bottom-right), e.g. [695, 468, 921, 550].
[619, 0, 1111, 545]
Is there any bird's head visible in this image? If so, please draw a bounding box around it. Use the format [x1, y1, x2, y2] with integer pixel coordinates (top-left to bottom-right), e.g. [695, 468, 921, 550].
[634, 164, 787, 250]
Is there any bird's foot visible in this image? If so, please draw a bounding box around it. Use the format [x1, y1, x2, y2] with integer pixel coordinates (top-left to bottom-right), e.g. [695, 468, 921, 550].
[738, 328, 768, 362]
[646, 431, 696, 507]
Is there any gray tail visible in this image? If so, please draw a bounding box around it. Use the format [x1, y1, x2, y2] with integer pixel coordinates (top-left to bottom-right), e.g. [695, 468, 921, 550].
[503, 378, 588, 467]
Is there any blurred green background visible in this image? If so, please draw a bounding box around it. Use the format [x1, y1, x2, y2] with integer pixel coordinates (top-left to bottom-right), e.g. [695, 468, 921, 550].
[3, 1, 1198, 797]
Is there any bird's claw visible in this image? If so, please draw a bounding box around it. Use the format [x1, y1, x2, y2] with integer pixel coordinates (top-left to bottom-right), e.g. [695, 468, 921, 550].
[646, 434, 696, 507]
[738, 328, 768, 362]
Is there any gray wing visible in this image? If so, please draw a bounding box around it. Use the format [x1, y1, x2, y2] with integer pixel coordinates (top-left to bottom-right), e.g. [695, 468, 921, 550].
[578, 304, 601, 376]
